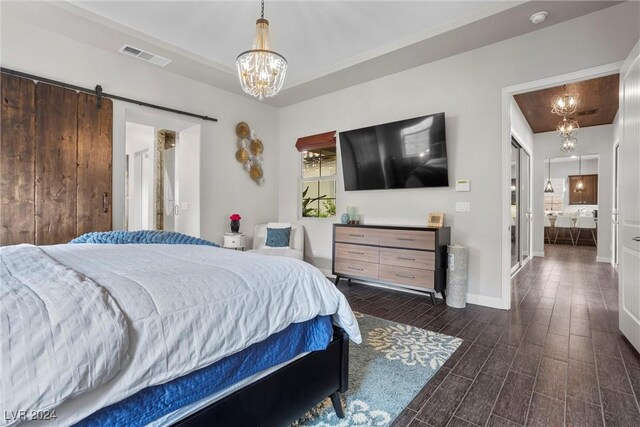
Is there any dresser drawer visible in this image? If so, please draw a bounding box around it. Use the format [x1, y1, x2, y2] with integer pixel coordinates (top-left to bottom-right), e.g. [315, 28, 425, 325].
[334, 258, 378, 280]
[335, 243, 379, 263]
[335, 227, 379, 245]
[379, 264, 435, 289]
[379, 229, 435, 250]
[379, 247, 435, 270]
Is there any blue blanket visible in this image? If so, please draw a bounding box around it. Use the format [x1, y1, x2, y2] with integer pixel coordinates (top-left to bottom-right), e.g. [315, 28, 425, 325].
[70, 230, 218, 247]
[75, 316, 333, 427]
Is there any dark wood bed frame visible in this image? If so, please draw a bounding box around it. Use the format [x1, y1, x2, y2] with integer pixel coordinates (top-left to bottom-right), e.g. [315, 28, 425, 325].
[174, 326, 349, 427]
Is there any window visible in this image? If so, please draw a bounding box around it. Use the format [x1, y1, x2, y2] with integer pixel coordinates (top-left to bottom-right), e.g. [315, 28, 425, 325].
[301, 147, 336, 218]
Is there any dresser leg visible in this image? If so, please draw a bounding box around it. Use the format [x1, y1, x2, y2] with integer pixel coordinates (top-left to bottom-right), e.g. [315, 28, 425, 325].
[334, 275, 341, 285]
[347, 278, 351, 285]
[430, 293, 436, 306]
[441, 290, 446, 303]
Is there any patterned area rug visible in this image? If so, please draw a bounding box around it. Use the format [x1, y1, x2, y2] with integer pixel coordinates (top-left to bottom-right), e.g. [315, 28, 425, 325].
[293, 312, 463, 426]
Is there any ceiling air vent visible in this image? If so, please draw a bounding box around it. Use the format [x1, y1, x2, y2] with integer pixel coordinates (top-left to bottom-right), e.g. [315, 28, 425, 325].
[118, 44, 171, 67]
[577, 109, 599, 116]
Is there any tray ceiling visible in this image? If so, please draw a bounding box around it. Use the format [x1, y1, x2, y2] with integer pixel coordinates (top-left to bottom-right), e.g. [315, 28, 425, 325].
[1, 1, 626, 106]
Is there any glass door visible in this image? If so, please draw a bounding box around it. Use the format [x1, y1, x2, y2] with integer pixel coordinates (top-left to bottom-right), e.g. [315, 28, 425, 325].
[520, 148, 531, 262]
[511, 140, 520, 270]
[613, 143, 620, 267]
[511, 138, 531, 272]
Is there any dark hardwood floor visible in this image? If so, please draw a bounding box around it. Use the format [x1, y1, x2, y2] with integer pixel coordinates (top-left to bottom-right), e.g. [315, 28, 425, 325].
[337, 244, 640, 427]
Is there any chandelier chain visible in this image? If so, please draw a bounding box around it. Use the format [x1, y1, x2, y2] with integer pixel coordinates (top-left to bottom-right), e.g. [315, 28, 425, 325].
[261, 0, 264, 19]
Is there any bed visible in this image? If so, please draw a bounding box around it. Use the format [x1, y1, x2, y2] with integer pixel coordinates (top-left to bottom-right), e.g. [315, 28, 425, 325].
[1, 243, 361, 426]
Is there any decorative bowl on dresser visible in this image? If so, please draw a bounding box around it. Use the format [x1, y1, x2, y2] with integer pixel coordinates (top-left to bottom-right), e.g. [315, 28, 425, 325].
[332, 224, 451, 304]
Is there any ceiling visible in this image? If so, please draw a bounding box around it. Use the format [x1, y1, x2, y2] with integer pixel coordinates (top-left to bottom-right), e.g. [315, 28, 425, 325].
[1, 1, 624, 106]
[70, 0, 505, 89]
[514, 74, 620, 133]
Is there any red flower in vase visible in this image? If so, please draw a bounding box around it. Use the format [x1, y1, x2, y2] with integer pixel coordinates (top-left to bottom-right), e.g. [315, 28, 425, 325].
[229, 214, 241, 221]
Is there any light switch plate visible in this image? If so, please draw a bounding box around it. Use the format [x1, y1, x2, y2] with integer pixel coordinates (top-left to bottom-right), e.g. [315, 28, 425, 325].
[456, 179, 470, 192]
[456, 202, 471, 212]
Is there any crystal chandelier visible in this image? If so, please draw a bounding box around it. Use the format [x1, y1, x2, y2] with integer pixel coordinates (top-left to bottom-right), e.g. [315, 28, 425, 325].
[551, 85, 578, 116]
[557, 116, 579, 137]
[236, 0, 287, 100]
[544, 158, 554, 193]
[560, 136, 577, 153]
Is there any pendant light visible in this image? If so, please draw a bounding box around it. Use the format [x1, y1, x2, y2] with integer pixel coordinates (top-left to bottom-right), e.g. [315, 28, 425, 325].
[575, 155, 585, 192]
[544, 159, 554, 193]
[236, 0, 288, 100]
[551, 85, 579, 116]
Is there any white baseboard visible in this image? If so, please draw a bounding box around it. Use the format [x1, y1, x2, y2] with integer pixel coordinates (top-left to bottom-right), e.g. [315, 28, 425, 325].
[466, 293, 505, 309]
[533, 251, 545, 258]
[596, 256, 611, 263]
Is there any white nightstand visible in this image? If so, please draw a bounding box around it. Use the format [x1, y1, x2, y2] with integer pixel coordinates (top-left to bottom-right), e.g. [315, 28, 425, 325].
[223, 232, 245, 250]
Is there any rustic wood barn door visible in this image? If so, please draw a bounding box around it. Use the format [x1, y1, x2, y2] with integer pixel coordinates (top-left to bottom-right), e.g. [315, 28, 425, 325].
[0, 73, 113, 246]
[0, 74, 36, 245]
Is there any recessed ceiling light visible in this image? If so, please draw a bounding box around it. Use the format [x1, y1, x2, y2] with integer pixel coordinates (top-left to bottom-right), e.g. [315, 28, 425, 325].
[530, 11, 548, 24]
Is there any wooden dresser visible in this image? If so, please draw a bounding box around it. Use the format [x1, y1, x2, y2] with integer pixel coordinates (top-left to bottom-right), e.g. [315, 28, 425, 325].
[332, 224, 450, 300]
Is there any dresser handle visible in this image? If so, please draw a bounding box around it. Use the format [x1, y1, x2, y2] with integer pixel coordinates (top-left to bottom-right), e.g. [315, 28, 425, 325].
[395, 273, 415, 279]
[348, 267, 364, 271]
[348, 251, 364, 255]
[398, 257, 415, 261]
[397, 237, 416, 241]
[348, 233, 364, 238]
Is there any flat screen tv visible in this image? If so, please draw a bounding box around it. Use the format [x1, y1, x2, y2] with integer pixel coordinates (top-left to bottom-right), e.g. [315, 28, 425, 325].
[339, 113, 448, 191]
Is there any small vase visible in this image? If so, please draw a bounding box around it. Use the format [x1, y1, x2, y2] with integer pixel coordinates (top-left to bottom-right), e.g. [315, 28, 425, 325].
[230, 220, 240, 233]
[340, 213, 350, 224]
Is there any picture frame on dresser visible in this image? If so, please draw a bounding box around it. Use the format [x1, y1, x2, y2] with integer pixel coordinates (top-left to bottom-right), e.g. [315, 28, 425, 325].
[331, 224, 451, 304]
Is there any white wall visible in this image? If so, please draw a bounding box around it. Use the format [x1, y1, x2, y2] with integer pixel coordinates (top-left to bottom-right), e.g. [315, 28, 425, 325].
[176, 124, 201, 237]
[125, 122, 155, 230]
[533, 125, 614, 262]
[277, 3, 638, 304]
[1, 15, 280, 246]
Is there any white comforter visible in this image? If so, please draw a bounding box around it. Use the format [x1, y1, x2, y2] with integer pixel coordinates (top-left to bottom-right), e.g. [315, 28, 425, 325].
[3, 243, 360, 426]
[0, 245, 129, 426]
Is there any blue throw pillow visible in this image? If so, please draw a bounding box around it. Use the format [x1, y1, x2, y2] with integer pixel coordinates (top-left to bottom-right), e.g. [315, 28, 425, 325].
[265, 227, 291, 248]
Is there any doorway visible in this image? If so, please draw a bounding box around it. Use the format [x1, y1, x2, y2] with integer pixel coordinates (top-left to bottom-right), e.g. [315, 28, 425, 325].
[124, 117, 201, 237]
[543, 155, 599, 250]
[511, 138, 531, 273]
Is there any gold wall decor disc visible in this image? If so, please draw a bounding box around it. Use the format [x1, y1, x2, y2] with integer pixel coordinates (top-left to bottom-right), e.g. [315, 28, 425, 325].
[235, 147, 250, 163]
[235, 122, 250, 139]
[250, 139, 264, 155]
[249, 164, 263, 181]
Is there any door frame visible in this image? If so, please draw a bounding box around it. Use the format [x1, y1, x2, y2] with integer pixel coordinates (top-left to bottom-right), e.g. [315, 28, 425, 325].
[500, 61, 622, 310]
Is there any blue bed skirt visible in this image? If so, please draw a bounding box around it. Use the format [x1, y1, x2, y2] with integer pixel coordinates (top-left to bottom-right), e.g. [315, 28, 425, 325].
[76, 316, 333, 427]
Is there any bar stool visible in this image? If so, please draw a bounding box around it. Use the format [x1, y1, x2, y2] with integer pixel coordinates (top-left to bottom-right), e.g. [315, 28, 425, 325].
[544, 215, 552, 244]
[554, 215, 575, 245]
[575, 216, 597, 246]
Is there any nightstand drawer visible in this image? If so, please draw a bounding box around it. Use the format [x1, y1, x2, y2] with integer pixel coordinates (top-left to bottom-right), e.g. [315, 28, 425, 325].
[379, 229, 435, 250]
[335, 227, 379, 245]
[334, 258, 378, 280]
[380, 247, 435, 270]
[379, 264, 434, 289]
[335, 243, 379, 263]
